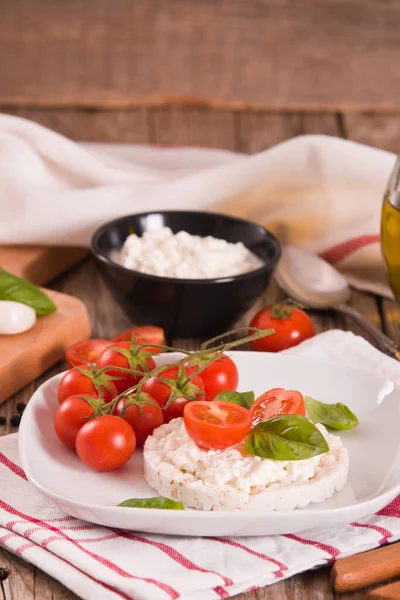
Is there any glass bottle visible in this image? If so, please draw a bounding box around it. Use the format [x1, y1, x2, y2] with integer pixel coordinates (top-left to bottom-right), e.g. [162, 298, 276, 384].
[382, 156, 400, 302]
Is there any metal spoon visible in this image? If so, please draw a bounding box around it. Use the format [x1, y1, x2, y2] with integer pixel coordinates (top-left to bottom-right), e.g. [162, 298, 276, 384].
[275, 245, 399, 361]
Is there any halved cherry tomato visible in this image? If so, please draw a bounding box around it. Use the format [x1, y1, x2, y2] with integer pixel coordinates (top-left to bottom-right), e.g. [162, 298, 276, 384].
[54, 394, 98, 449]
[184, 401, 252, 450]
[116, 395, 163, 446]
[76, 415, 136, 472]
[250, 303, 315, 352]
[142, 365, 205, 423]
[185, 354, 238, 401]
[251, 388, 306, 426]
[65, 339, 110, 367]
[57, 366, 117, 405]
[96, 341, 156, 395]
[111, 325, 165, 353]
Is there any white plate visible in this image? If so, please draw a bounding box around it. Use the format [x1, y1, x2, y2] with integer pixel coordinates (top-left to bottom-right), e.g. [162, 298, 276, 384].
[19, 351, 400, 537]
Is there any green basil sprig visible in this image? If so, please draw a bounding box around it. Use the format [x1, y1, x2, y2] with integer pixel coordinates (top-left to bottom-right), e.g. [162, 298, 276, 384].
[117, 497, 184, 510]
[214, 390, 255, 408]
[305, 396, 359, 430]
[0, 268, 56, 316]
[245, 414, 329, 461]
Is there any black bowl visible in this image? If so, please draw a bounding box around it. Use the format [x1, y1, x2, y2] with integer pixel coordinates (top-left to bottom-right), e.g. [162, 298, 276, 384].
[91, 211, 281, 340]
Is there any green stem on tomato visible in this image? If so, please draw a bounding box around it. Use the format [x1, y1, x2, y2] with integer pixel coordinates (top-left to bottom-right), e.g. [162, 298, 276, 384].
[98, 326, 274, 413]
[107, 358, 183, 409]
[181, 349, 225, 387]
[201, 326, 273, 351]
[136, 343, 192, 355]
[96, 365, 150, 377]
[182, 328, 274, 386]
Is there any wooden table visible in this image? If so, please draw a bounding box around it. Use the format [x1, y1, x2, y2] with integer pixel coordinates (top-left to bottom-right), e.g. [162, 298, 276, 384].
[0, 108, 399, 600]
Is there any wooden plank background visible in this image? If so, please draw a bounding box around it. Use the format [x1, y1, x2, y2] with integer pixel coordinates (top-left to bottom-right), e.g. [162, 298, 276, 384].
[5, 106, 400, 152]
[1, 0, 400, 110]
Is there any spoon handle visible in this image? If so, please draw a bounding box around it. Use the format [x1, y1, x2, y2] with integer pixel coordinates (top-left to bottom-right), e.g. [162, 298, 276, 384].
[336, 303, 400, 361]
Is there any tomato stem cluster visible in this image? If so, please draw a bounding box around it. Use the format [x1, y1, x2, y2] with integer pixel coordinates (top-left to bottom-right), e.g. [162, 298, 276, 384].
[83, 326, 274, 416]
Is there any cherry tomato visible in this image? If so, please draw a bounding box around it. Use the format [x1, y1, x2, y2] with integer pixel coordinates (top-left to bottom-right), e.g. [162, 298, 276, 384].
[54, 394, 98, 449]
[76, 415, 136, 472]
[111, 325, 165, 353]
[57, 366, 117, 405]
[142, 365, 205, 423]
[162, 396, 193, 423]
[250, 304, 315, 352]
[251, 388, 306, 425]
[96, 341, 156, 395]
[65, 339, 110, 367]
[116, 395, 163, 445]
[187, 354, 238, 401]
[184, 401, 252, 450]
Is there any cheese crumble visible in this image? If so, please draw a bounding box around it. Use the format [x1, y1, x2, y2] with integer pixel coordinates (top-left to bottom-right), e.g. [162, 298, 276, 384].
[117, 227, 263, 279]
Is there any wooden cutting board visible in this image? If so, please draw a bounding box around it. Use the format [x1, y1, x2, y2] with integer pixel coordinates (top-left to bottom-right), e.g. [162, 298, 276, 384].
[1, 246, 91, 403]
[0, 245, 88, 285]
[0, 288, 91, 403]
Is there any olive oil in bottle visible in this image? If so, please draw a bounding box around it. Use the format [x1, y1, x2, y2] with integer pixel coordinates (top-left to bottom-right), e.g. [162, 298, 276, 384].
[382, 181, 400, 303]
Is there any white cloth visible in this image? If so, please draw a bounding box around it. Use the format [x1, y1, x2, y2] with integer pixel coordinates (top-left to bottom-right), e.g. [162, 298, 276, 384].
[0, 114, 395, 298]
[1, 331, 400, 600]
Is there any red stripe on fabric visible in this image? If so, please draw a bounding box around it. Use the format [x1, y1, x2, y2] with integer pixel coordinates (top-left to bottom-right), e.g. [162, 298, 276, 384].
[0, 532, 19, 544]
[41, 533, 121, 546]
[12, 535, 130, 600]
[62, 524, 98, 531]
[45, 516, 77, 523]
[97, 582, 131, 600]
[319, 235, 380, 265]
[213, 586, 229, 598]
[0, 499, 179, 599]
[0, 453, 28, 480]
[377, 495, 400, 518]
[41, 535, 66, 548]
[25, 527, 43, 537]
[15, 542, 36, 554]
[76, 533, 120, 544]
[9, 516, 77, 528]
[112, 529, 233, 587]
[24, 524, 100, 537]
[284, 534, 340, 562]
[210, 537, 287, 578]
[23, 526, 118, 545]
[351, 522, 393, 546]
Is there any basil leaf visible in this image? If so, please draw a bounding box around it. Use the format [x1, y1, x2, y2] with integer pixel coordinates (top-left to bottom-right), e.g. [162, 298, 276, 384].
[214, 390, 254, 408]
[241, 391, 255, 406]
[117, 497, 184, 510]
[305, 396, 359, 430]
[245, 414, 329, 461]
[0, 268, 56, 316]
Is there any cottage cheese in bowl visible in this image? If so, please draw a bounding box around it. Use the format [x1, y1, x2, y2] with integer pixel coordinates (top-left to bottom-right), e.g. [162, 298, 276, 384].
[116, 227, 264, 279]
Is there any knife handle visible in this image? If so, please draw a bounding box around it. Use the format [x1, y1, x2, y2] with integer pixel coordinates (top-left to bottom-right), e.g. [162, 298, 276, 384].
[368, 580, 400, 599]
[331, 543, 400, 593]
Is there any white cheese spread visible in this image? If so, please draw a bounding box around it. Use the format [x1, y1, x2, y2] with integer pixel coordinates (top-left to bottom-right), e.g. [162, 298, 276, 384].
[117, 227, 263, 279]
[143, 418, 349, 511]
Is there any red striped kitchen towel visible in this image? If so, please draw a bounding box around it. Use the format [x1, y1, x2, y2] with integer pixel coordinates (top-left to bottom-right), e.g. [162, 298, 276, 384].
[1, 330, 400, 600]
